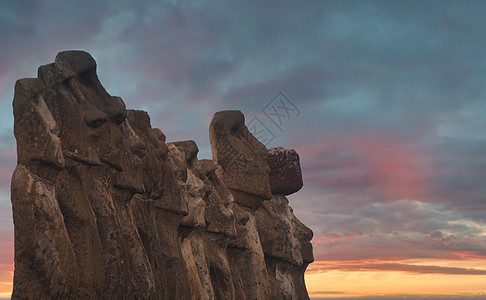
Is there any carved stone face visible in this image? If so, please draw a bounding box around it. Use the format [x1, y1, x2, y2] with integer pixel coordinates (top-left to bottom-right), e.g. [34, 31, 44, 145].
[289, 204, 314, 265]
[13, 79, 65, 169]
[255, 194, 314, 267]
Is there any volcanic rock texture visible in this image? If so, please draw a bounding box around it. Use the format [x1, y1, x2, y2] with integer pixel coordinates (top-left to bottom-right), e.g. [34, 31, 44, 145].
[11, 51, 313, 299]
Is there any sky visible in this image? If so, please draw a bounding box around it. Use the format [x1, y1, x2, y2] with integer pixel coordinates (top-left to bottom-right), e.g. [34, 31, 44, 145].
[1, 0, 486, 298]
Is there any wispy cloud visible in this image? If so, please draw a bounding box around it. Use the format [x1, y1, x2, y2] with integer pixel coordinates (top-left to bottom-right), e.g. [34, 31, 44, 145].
[308, 260, 486, 275]
[309, 295, 486, 300]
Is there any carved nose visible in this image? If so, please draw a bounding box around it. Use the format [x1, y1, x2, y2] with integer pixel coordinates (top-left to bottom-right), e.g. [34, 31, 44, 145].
[303, 225, 314, 241]
[294, 218, 314, 242]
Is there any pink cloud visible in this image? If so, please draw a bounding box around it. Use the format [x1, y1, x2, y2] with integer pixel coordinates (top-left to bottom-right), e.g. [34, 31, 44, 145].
[297, 134, 436, 202]
[0, 169, 13, 188]
[0, 237, 13, 266]
[349, 135, 435, 202]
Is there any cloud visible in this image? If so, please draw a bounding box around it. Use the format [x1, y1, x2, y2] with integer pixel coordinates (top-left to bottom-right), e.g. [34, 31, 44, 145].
[308, 260, 486, 275]
[0, 262, 12, 297]
[292, 193, 486, 262]
[0, 230, 13, 266]
[1, 0, 486, 278]
[309, 296, 486, 300]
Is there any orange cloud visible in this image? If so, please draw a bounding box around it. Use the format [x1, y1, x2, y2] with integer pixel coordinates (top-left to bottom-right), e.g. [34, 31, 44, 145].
[0, 263, 12, 298]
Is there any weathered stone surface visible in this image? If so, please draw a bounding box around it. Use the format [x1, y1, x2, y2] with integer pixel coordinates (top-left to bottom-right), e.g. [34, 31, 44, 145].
[268, 147, 303, 195]
[255, 194, 314, 300]
[11, 51, 313, 300]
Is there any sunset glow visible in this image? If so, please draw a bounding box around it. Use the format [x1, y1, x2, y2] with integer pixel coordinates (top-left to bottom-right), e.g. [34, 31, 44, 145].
[0, 264, 12, 299]
[306, 259, 486, 298]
